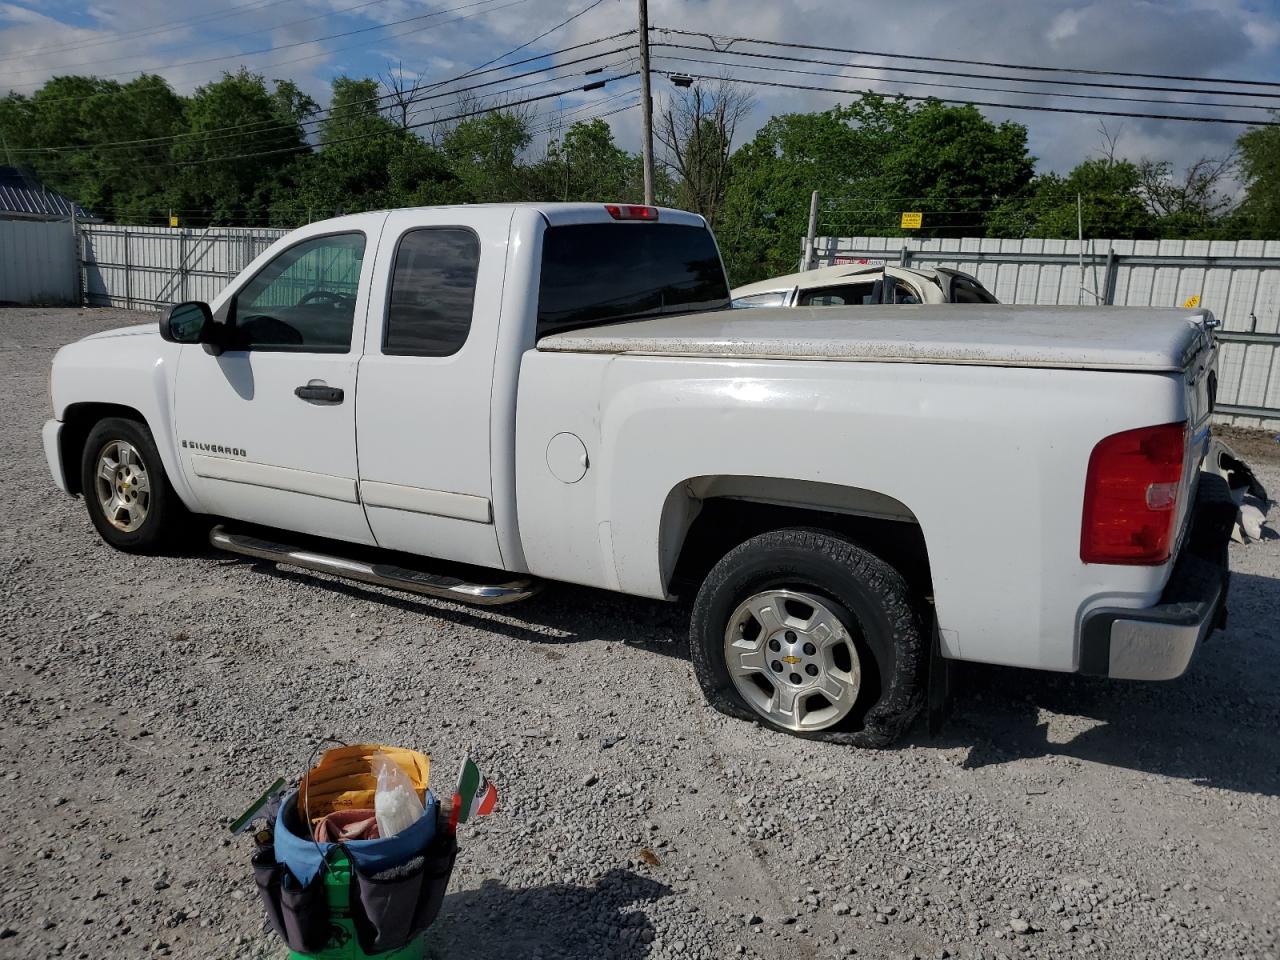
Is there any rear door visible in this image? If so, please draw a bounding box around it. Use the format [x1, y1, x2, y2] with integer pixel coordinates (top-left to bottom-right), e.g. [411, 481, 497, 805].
[354, 208, 513, 569]
[174, 221, 382, 545]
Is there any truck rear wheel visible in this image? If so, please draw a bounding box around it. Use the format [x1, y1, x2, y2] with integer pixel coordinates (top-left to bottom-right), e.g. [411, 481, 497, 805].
[689, 528, 927, 747]
[80, 417, 184, 553]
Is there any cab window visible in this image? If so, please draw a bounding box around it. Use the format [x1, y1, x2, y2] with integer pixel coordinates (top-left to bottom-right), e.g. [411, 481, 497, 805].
[798, 282, 878, 306]
[231, 233, 365, 352]
[384, 228, 480, 357]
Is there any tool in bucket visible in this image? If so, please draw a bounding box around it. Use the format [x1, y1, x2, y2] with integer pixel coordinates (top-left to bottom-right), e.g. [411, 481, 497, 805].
[233, 743, 497, 958]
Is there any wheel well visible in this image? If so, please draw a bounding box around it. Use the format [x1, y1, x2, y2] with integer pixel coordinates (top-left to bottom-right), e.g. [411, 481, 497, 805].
[59, 403, 148, 495]
[669, 496, 933, 601]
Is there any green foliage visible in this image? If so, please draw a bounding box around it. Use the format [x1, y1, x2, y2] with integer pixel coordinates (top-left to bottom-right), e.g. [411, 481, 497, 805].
[987, 158, 1156, 239]
[1236, 119, 1280, 238]
[170, 69, 314, 225]
[716, 96, 1034, 285]
[530, 119, 643, 202]
[4, 69, 1279, 277]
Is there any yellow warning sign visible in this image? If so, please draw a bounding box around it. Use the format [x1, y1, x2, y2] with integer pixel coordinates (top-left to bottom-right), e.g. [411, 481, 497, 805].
[1183, 294, 1201, 308]
[900, 211, 923, 229]
[169, 214, 179, 228]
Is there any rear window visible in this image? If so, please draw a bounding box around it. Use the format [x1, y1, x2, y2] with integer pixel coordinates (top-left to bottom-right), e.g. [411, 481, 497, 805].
[536, 223, 730, 338]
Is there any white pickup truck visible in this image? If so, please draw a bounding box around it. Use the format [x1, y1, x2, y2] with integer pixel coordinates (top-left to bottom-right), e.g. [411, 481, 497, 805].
[43, 202, 1236, 746]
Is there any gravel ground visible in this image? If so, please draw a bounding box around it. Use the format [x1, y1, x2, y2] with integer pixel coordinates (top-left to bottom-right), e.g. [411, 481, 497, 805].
[2, 307, 1279, 960]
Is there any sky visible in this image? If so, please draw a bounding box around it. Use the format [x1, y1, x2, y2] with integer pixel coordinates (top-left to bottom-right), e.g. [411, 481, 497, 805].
[2, 0, 1280, 180]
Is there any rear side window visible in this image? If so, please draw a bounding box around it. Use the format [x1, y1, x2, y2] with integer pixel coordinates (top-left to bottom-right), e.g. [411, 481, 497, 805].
[798, 282, 878, 306]
[537, 223, 729, 337]
[384, 228, 480, 356]
[951, 276, 998, 304]
[733, 291, 788, 308]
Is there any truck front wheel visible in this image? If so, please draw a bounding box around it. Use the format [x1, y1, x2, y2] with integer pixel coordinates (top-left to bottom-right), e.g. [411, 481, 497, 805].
[689, 528, 927, 747]
[80, 417, 184, 553]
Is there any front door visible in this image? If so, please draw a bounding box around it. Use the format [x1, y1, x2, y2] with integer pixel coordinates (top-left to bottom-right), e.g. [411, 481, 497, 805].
[354, 208, 513, 568]
[174, 222, 382, 545]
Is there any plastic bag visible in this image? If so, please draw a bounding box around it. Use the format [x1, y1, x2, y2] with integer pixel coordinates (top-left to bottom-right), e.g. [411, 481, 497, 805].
[372, 751, 424, 838]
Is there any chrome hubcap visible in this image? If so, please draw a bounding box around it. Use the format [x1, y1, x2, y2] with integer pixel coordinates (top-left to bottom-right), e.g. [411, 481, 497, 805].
[94, 439, 150, 532]
[724, 589, 862, 732]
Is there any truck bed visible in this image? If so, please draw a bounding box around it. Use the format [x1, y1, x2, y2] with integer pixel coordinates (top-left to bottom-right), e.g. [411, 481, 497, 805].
[537, 304, 1214, 372]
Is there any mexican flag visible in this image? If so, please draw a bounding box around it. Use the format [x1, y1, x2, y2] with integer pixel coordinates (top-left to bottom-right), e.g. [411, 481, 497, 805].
[451, 756, 498, 830]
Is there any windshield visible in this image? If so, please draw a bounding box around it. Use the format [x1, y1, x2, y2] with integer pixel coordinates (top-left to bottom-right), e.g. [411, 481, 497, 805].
[537, 223, 730, 338]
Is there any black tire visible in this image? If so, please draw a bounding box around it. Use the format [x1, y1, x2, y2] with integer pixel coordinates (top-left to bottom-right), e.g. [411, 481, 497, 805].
[79, 417, 186, 553]
[689, 528, 927, 747]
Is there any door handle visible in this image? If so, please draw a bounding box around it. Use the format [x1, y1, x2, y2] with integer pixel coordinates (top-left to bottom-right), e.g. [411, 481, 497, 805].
[294, 383, 344, 404]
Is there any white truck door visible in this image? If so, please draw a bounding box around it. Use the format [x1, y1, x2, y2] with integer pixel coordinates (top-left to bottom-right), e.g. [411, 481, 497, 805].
[354, 208, 513, 569]
[174, 225, 380, 546]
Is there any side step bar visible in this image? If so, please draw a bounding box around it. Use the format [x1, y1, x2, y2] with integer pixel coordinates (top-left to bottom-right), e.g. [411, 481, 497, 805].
[209, 525, 540, 606]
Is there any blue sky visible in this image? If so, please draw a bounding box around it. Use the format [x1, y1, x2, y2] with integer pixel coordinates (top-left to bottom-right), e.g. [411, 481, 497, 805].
[3, 0, 1280, 178]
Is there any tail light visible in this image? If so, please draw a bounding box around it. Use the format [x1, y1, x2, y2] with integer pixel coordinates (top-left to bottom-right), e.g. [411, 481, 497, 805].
[605, 204, 658, 221]
[1080, 421, 1187, 565]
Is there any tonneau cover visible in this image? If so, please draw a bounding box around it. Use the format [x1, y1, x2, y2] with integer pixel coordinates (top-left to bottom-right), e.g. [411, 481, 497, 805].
[537, 304, 1215, 372]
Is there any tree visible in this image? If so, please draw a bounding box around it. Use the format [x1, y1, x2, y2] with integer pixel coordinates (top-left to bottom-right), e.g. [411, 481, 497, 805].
[717, 95, 1033, 285]
[1137, 155, 1235, 237]
[530, 118, 642, 202]
[171, 69, 315, 225]
[656, 80, 754, 227]
[1236, 117, 1280, 238]
[987, 157, 1156, 239]
[441, 107, 532, 202]
[0, 74, 184, 222]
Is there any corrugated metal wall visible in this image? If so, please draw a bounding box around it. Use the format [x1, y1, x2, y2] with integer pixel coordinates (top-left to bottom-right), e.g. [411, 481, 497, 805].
[813, 235, 1280, 428]
[0, 218, 79, 305]
[81, 224, 288, 309]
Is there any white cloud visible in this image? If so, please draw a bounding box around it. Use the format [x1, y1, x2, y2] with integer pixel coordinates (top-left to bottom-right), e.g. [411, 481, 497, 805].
[2, 0, 1277, 175]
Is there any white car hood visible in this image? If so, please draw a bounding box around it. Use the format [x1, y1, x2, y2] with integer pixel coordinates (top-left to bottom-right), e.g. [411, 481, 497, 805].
[80, 323, 157, 341]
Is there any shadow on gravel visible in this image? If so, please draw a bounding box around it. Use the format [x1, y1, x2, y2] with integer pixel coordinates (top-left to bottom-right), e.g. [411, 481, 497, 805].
[425, 868, 671, 960]
[260, 561, 692, 659]
[927, 571, 1280, 798]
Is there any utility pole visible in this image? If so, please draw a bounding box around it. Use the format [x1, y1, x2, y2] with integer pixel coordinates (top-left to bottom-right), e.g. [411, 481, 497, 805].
[803, 190, 820, 270]
[638, 0, 655, 206]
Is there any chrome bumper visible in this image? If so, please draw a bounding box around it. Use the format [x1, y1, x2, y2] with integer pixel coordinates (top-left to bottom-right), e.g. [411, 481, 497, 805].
[1079, 473, 1235, 681]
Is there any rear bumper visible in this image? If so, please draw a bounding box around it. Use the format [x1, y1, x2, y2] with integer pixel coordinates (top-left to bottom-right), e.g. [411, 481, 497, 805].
[1078, 472, 1235, 681]
[43, 419, 69, 494]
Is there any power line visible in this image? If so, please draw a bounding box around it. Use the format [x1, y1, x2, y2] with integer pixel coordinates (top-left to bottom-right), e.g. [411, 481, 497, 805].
[0, 0, 398, 82]
[4, 0, 530, 95]
[10, 46, 635, 157]
[652, 27, 1280, 92]
[651, 41, 1280, 102]
[651, 51, 1280, 113]
[0, 0, 299, 63]
[127, 73, 638, 171]
[666, 70, 1280, 127]
[452, 0, 612, 79]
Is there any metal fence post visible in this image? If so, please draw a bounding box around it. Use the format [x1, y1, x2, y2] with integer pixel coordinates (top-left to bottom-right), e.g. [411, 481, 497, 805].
[123, 228, 132, 310]
[179, 230, 188, 302]
[1102, 246, 1117, 305]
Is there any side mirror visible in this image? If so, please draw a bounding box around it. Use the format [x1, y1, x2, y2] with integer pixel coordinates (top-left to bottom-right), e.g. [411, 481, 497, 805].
[161, 301, 213, 344]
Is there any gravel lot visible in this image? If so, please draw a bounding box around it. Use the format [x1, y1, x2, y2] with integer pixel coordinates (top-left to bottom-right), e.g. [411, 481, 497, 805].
[2, 307, 1278, 960]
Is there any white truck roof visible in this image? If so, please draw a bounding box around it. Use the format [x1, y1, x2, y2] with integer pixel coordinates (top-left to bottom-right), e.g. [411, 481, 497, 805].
[537, 304, 1216, 372]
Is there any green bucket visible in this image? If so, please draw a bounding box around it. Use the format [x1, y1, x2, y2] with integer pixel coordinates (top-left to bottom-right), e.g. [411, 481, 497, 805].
[287, 851, 424, 960]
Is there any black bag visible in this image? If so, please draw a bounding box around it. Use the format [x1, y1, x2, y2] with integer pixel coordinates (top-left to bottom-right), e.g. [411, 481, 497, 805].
[350, 833, 458, 954]
[252, 847, 331, 954]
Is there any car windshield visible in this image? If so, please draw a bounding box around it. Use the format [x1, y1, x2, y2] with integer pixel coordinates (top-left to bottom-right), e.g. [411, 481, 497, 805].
[537, 223, 730, 338]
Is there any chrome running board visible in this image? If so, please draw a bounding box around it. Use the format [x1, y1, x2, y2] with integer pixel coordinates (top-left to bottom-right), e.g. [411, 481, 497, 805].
[209, 525, 539, 606]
